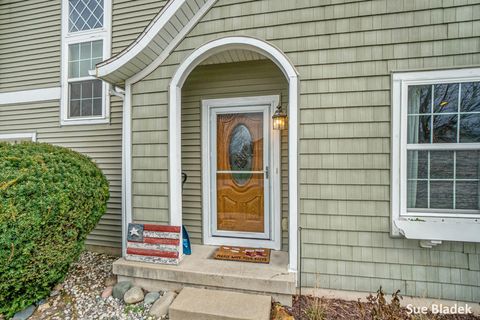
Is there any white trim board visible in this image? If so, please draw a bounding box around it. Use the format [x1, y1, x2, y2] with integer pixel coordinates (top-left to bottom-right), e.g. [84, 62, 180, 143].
[0, 132, 37, 142]
[201, 96, 282, 250]
[121, 82, 132, 257]
[0, 88, 60, 105]
[96, 0, 217, 84]
[168, 36, 300, 273]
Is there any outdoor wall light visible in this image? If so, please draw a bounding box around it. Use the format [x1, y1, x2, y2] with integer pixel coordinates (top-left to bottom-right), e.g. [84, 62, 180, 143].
[272, 105, 288, 130]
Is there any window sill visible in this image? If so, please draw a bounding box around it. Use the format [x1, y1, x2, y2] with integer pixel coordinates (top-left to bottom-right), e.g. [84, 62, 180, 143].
[394, 218, 480, 243]
[61, 118, 110, 126]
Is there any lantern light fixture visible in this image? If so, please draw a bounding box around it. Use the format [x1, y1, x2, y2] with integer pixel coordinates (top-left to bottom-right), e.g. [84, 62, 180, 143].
[272, 105, 288, 130]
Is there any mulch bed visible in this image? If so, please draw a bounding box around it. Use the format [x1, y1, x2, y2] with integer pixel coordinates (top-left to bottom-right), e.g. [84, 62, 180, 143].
[272, 295, 480, 320]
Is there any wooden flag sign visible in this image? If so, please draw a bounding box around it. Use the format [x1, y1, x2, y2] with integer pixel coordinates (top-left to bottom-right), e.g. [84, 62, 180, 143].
[125, 223, 181, 265]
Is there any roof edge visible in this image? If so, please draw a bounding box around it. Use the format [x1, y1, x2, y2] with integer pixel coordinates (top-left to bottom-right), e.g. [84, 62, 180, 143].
[95, 0, 216, 84]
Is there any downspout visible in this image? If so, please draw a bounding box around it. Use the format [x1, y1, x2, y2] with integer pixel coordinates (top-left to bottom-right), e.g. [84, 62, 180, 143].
[109, 86, 125, 100]
[108, 84, 127, 257]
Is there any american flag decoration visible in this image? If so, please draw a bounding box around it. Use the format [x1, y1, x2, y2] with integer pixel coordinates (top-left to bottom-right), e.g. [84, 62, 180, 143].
[126, 223, 181, 265]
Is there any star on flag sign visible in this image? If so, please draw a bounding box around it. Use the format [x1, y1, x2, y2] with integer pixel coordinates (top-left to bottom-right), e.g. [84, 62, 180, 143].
[125, 223, 181, 265]
[129, 226, 140, 237]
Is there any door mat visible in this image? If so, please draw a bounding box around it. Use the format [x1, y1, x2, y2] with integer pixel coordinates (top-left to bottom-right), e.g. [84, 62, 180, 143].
[213, 246, 271, 264]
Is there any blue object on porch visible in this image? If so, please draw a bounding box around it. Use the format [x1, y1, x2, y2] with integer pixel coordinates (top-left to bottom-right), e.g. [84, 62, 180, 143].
[182, 225, 192, 255]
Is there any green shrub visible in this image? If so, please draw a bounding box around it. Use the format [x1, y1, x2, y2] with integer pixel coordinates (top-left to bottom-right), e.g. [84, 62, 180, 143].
[0, 142, 109, 317]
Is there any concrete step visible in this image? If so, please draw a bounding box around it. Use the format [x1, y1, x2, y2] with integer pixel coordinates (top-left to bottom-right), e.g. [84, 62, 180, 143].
[169, 287, 271, 320]
[113, 244, 295, 305]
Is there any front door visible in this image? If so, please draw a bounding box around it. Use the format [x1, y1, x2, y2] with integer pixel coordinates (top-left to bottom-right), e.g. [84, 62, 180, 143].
[210, 105, 270, 239]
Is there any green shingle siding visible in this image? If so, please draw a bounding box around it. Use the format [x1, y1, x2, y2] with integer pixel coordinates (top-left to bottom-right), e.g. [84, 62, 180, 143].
[129, 0, 480, 301]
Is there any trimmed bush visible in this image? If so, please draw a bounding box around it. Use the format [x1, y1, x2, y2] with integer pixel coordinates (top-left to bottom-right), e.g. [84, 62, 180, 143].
[0, 142, 109, 317]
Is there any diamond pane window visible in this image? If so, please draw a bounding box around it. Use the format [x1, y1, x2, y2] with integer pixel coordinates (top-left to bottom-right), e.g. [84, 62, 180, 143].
[69, 0, 104, 32]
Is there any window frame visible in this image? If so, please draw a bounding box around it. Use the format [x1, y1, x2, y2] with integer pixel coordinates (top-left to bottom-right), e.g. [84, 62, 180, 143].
[61, 0, 112, 125]
[391, 68, 480, 242]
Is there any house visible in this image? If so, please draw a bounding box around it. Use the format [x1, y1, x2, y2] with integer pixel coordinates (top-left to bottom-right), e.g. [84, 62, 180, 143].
[1, 0, 479, 306]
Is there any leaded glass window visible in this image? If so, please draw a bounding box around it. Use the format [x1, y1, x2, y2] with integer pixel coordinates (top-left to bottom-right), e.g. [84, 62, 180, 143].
[69, 0, 104, 32]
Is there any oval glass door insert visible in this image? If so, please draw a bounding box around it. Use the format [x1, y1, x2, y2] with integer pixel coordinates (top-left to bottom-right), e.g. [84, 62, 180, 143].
[229, 124, 253, 185]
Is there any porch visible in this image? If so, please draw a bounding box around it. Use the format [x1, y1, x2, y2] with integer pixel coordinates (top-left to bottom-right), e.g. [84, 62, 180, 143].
[113, 244, 296, 305]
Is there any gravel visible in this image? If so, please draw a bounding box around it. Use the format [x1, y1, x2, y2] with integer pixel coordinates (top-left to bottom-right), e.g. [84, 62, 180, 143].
[29, 251, 163, 320]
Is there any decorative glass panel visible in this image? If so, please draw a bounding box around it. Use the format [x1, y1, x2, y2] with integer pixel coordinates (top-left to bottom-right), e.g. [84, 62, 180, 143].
[229, 124, 254, 185]
[68, 41, 103, 78]
[69, 0, 104, 32]
[68, 80, 103, 118]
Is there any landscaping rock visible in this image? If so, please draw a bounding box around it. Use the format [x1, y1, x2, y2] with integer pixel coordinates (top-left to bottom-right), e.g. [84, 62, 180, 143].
[12, 305, 35, 320]
[102, 286, 113, 299]
[35, 299, 47, 307]
[36, 302, 50, 313]
[149, 291, 177, 317]
[144, 291, 161, 305]
[105, 275, 117, 287]
[112, 281, 132, 300]
[124, 286, 144, 304]
[49, 290, 60, 297]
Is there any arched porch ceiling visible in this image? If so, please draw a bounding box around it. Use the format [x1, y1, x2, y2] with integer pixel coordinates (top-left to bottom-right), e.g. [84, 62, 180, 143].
[94, 0, 217, 86]
[199, 49, 267, 65]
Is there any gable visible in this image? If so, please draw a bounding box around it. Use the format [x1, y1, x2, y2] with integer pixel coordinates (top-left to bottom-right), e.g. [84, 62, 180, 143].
[95, 0, 217, 85]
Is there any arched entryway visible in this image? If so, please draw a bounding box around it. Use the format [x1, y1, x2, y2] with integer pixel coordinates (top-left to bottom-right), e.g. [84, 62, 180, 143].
[168, 36, 299, 272]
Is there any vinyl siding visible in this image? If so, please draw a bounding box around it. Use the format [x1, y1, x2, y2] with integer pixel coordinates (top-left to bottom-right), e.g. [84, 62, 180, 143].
[180, 60, 289, 250]
[130, 0, 480, 301]
[0, 0, 170, 249]
[0, 0, 167, 93]
[112, 0, 168, 55]
[0, 0, 61, 93]
[0, 97, 123, 248]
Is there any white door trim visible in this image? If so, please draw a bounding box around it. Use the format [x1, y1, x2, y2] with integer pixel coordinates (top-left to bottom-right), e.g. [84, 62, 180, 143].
[169, 36, 299, 273]
[202, 96, 281, 250]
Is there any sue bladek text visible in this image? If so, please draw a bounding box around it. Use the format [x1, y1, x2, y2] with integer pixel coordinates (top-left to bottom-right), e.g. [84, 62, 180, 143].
[407, 304, 473, 315]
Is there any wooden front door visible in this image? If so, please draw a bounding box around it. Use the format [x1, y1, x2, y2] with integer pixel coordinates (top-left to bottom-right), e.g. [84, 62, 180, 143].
[211, 106, 270, 239]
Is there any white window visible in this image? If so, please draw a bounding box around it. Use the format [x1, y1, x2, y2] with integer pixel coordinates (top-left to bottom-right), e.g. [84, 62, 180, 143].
[392, 68, 480, 243]
[61, 0, 111, 125]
